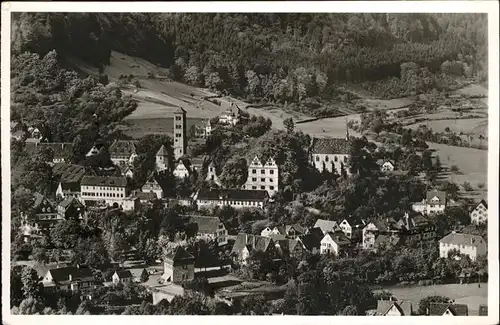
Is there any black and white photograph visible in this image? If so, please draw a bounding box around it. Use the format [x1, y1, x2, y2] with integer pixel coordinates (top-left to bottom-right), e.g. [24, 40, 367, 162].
[1, 1, 498, 323]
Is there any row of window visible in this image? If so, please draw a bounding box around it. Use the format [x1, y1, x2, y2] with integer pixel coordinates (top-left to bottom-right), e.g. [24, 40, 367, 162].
[251, 169, 276, 175]
[315, 155, 348, 163]
[82, 186, 124, 191]
[175, 133, 182, 138]
[175, 116, 182, 121]
[82, 192, 124, 198]
[175, 124, 182, 129]
[198, 200, 262, 206]
[249, 177, 274, 183]
[249, 185, 275, 190]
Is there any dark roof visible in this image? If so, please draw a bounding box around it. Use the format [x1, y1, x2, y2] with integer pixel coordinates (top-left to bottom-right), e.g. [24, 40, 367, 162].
[114, 270, 133, 279]
[324, 232, 351, 246]
[298, 233, 321, 251]
[439, 232, 485, 247]
[81, 176, 127, 187]
[478, 305, 488, 316]
[197, 189, 269, 201]
[109, 140, 137, 157]
[156, 145, 168, 156]
[58, 196, 83, 209]
[310, 137, 350, 155]
[374, 234, 400, 247]
[397, 212, 432, 231]
[376, 300, 412, 316]
[368, 217, 401, 232]
[429, 303, 468, 316]
[129, 191, 158, 201]
[188, 215, 222, 234]
[60, 181, 80, 192]
[174, 106, 187, 114]
[476, 199, 488, 209]
[190, 156, 207, 167]
[165, 246, 194, 262]
[275, 224, 306, 236]
[47, 265, 94, 284]
[53, 163, 86, 183]
[33, 193, 56, 209]
[231, 233, 273, 254]
[39, 143, 74, 159]
[426, 190, 447, 204]
[305, 227, 324, 240]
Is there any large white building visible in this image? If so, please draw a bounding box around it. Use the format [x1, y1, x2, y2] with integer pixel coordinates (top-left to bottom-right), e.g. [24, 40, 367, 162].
[80, 176, 128, 206]
[195, 189, 268, 210]
[242, 156, 279, 196]
[412, 190, 447, 215]
[309, 136, 351, 176]
[439, 231, 487, 261]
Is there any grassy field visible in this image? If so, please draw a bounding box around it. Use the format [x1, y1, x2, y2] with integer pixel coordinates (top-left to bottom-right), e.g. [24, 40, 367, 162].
[406, 118, 488, 146]
[376, 282, 488, 314]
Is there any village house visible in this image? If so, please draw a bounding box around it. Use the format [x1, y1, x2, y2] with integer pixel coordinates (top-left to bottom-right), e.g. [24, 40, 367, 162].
[439, 231, 487, 261]
[41, 265, 96, 297]
[470, 199, 488, 225]
[218, 102, 248, 126]
[173, 160, 190, 179]
[57, 196, 85, 221]
[377, 159, 395, 173]
[362, 217, 401, 250]
[205, 161, 221, 185]
[261, 224, 305, 239]
[412, 190, 447, 215]
[397, 212, 436, 244]
[112, 270, 134, 286]
[121, 196, 141, 212]
[109, 140, 138, 167]
[428, 302, 468, 316]
[320, 231, 352, 256]
[188, 215, 228, 246]
[339, 219, 353, 238]
[155, 145, 170, 172]
[314, 219, 342, 235]
[376, 299, 413, 316]
[56, 181, 81, 199]
[80, 176, 129, 206]
[141, 173, 164, 199]
[297, 233, 322, 254]
[21, 193, 61, 241]
[85, 143, 105, 157]
[189, 156, 208, 174]
[162, 246, 195, 284]
[195, 189, 269, 210]
[281, 238, 308, 259]
[242, 156, 279, 196]
[53, 163, 86, 185]
[231, 233, 275, 265]
[122, 166, 134, 178]
[26, 142, 74, 164]
[194, 119, 212, 138]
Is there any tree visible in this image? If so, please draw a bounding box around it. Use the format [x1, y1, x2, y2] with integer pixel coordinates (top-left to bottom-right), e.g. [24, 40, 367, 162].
[341, 305, 359, 315]
[32, 246, 49, 266]
[283, 117, 295, 134]
[21, 266, 42, 299]
[418, 295, 451, 315]
[50, 219, 87, 249]
[218, 156, 248, 188]
[140, 269, 150, 283]
[11, 266, 25, 307]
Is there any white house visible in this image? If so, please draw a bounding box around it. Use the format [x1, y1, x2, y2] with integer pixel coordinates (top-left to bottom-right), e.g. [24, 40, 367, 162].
[121, 196, 141, 212]
[439, 231, 487, 261]
[85, 144, 104, 157]
[112, 270, 133, 285]
[339, 219, 353, 238]
[141, 174, 164, 199]
[56, 181, 81, 199]
[376, 300, 413, 316]
[428, 303, 468, 316]
[309, 125, 351, 176]
[109, 140, 138, 167]
[242, 156, 279, 196]
[155, 145, 169, 172]
[412, 190, 447, 215]
[470, 200, 488, 225]
[320, 232, 351, 256]
[80, 176, 128, 206]
[379, 160, 395, 172]
[205, 162, 221, 185]
[173, 161, 189, 179]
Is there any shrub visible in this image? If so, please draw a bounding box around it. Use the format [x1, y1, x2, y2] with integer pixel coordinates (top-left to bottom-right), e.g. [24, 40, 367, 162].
[450, 165, 460, 173]
[462, 181, 473, 192]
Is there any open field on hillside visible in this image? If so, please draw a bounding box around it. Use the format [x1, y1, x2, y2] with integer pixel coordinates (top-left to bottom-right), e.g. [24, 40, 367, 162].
[452, 84, 488, 97]
[406, 118, 488, 145]
[375, 282, 488, 315]
[356, 97, 415, 111]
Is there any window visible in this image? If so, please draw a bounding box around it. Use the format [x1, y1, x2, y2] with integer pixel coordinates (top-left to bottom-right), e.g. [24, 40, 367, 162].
[261, 186, 265, 190]
[252, 186, 257, 190]
[176, 133, 182, 138]
[269, 178, 273, 182]
[325, 156, 329, 162]
[270, 170, 274, 174]
[315, 156, 320, 162]
[261, 178, 265, 182]
[252, 169, 256, 174]
[175, 116, 182, 121]
[261, 170, 265, 174]
[344, 157, 348, 162]
[252, 177, 257, 182]
[334, 156, 338, 162]
[270, 186, 274, 190]
[175, 124, 182, 129]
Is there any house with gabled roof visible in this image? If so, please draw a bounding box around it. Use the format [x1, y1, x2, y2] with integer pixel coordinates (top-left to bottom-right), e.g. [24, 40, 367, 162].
[41, 265, 96, 295]
[376, 159, 396, 173]
[412, 190, 447, 215]
[376, 299, 413, 316]
[109, 140, 138, 167]
[362, 217, 402, 250]
[26, 142, 74, 164]
[439, 231, 487, 261]
[205, 161, 221, 185]
[320, 231, 352, 256]
[162, 246, 195, 284]
[155, 144, 170, 172]
[298, 233, 321, 254]
[396, 211, 436, 244]
[242, 156, 279, 196]
[112, 270, 133, 285]
[85, 143, 105, 157]
[231, 234, 275, 265]
[187, 215, 228, 246]
[428, 302, 468, 316]
[141, 173, 164, 199]
[470, 199, 488, 225]
[173, 160, 190, 179]
[56, 181, 81, 199]
[314, 219, 341, 234]
[53, 163, 85, 184]
[262, 224, 305, 239]
[21, 193, 61, 240]
[57, 196, 85, 221]
[309, 133, 351, 176]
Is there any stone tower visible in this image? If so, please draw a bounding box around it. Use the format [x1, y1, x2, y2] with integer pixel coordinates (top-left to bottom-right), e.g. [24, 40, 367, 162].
[155, 145, 169, 172]
[173, 107, 187, 161]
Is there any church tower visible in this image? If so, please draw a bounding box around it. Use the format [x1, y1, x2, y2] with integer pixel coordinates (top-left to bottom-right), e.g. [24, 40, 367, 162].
[173, 107, 187, 161]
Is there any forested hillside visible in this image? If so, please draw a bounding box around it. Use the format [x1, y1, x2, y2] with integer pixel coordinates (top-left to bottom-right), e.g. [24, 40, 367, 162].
[11, 13, 487, 107]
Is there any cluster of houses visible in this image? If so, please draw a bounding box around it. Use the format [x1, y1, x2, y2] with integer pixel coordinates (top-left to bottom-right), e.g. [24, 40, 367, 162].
[373, 297, 487, 316]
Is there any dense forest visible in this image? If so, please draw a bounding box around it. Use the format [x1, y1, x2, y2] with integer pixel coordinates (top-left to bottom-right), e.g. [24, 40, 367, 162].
[11, 13, 488, 108]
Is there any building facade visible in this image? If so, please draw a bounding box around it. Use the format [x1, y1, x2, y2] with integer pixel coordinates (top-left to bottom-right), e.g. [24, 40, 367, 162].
[195, 189, 269, 210]
[155, 145, 170, 172]
[309, 128, 351, 176]
[41, 265, 96, 295]
[173, 161, 190, 179]
[470, 200, 488, 225]
[242, 156, 279, 196]
[205, 162, 221, 185]
[173, 107, 187, 161]
[412, 190, 447, 215]
[188, 215, 228, 246]
[109, 140, 138, 167]
[439, 232, 487, 261]
[80, 176, 128, 206]
[141, 174, 164, 199]
[162, 246, 195, 284]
